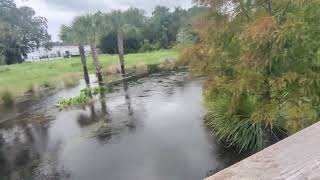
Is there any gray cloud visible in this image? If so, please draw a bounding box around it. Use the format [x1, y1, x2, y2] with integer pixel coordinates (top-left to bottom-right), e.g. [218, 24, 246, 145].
[15, 0, 192, 41]
[43, 0, 109, 12]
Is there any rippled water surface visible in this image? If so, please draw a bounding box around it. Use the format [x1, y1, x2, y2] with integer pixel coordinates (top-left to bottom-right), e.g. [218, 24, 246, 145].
[0, 71, 242, 180]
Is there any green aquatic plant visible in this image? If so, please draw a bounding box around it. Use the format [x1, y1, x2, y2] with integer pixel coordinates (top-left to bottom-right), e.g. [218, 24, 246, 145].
[56, 86, 111, 109]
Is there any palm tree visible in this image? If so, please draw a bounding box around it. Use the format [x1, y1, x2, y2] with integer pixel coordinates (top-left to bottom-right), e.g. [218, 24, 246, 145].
[73, 14, 105, 86]
[107, 9, 144, 75]
[59, 24, 90, 86]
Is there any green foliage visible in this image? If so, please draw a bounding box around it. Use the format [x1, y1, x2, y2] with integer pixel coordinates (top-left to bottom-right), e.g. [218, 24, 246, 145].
[99, 32, 141, 54]
[177, 27, 198, 46]
[0, 0, 51, 64]
[95, 6, 207, 54]
[56, 86, 111, 109]
[185, 0, 320, 151]
[56, 92, 91, 109]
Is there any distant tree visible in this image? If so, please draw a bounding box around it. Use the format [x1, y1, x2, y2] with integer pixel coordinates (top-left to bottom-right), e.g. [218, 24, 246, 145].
[71, 14, 106, 85]
[99, 32, 141, 54]
[0, 0, 51, 64]
[177, 26, 198, 46]
[96, 5, 207, 54]
[59, 24, 90, 86]
[105, 8, 145, 75]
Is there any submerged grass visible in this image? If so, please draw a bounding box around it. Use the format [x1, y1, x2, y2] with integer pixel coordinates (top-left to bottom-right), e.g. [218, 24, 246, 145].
[0, 50, 178, 101]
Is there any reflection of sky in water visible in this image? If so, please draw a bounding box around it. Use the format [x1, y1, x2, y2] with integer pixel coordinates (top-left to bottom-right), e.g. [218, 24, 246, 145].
[0, 71, 245, 180]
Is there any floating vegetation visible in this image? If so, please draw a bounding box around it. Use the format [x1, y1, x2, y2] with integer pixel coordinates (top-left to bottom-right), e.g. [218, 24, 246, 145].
[56, 86, 111, 109]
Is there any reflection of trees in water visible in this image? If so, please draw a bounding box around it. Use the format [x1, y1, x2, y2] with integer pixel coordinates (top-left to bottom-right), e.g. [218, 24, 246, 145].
[99, 90, 108, 117]
[76, 81, 138, 143]
[76, 91, 112, 143]
[123, 81, 133, 116]
[77, 105, 99, 127]
[0, 123, 70, 180]
[123, 81, 136, 131]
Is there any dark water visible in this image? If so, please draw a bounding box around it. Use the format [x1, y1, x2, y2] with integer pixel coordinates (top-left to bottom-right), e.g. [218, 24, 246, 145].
[0, 71, 243, 180]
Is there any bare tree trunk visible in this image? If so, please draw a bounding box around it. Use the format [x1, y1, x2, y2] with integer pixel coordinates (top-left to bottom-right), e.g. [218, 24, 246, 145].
[90, 41, 103, 86]
[117, 29, 126, 75]
[78, 45, 90, 86]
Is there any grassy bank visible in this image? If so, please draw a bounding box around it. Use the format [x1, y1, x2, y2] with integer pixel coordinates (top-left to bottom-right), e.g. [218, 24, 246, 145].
[0, 50, 178, 100]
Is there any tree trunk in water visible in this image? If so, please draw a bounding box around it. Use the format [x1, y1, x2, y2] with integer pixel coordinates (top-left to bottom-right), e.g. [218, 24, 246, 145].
[78, 45, 90, 86]
[90, 41, 104, 86]
[117, 29, 126, 75]
[79, 45, 92, 97]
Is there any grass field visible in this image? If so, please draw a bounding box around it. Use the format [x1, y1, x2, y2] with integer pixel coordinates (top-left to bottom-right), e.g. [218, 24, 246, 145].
[0, 50, 178, 99]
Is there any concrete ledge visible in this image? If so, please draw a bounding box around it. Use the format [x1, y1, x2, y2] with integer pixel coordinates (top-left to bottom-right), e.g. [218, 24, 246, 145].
[206, 122, 320, 180]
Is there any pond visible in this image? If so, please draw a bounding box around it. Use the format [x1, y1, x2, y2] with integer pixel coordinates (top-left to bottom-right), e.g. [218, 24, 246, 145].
[0, 71, 243, 180]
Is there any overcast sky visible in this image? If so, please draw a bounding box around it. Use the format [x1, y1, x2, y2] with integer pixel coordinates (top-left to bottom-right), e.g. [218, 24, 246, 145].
[15, 0, 193, 41]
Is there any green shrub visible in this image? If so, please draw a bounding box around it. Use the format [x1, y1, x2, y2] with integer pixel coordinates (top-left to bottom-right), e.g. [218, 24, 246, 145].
[184, 0, 320, 152]
[205, 94, 288, 152]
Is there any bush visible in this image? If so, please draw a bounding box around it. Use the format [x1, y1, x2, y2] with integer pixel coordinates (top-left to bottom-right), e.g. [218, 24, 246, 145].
[184, 0, 320, 151]
[158, 59, 177, 71]
[139, 40, 153, 52]
[135, 63, 149, 75]
[102, 65, 121, 75]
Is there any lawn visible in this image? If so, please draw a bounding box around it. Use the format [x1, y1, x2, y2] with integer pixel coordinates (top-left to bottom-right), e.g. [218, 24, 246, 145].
[0, 50, 178, 98]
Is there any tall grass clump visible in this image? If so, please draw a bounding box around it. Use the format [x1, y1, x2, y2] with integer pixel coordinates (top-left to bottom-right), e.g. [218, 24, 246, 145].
[62, 72, 81, 88]
[204, 94, 277, 152]
[1, 90, 14, 107]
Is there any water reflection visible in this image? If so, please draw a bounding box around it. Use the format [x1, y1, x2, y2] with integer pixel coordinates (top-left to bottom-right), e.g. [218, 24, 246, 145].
[0, 71, 247, 180]
[0, 122, 70, 179]
[122, 81, 136, 132]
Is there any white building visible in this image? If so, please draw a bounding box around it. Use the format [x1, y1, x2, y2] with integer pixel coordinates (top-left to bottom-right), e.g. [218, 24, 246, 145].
[25, 45, 91, 62]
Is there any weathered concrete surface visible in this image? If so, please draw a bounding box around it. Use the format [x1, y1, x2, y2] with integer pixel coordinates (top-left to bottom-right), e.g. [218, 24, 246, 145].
[206, 122, 320, 180]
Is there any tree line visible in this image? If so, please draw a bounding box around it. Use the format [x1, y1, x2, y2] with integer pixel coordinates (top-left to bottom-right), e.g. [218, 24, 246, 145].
[59, 6, 207, 85]
[0, 0, 207, 66]
[98, 6, 206, 54]
[182, 0, 320, 152]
